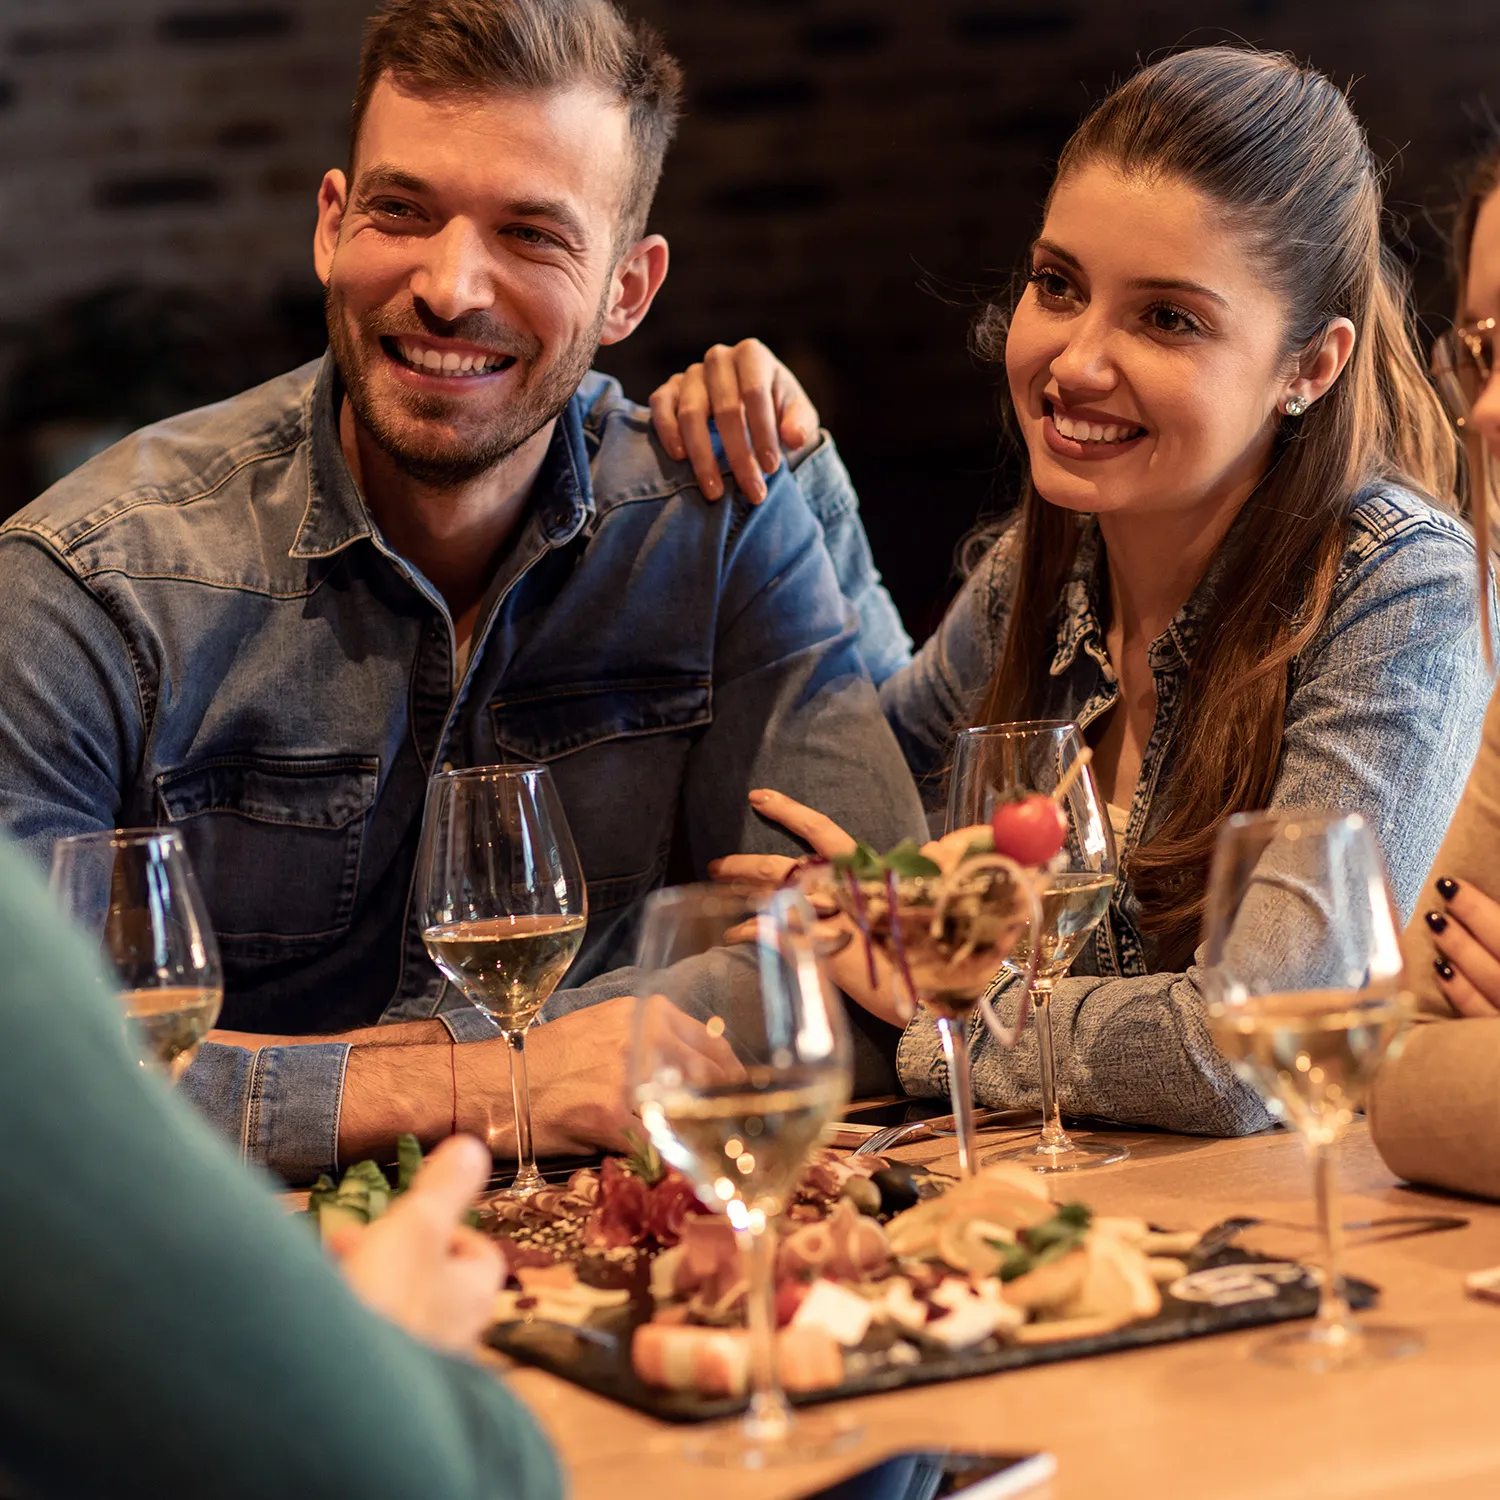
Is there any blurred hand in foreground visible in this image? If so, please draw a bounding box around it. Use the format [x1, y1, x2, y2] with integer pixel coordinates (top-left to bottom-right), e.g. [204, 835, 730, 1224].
[326, 1134, 503, 1355]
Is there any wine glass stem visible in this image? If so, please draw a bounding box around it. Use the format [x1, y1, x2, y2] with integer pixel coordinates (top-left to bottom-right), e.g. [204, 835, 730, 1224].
[1034, 980, 1071, 1153]
[935, 1010, 978, 1179]
[737, 1219, 793, 1444]
[505, 1031, 540, 1189]
[1308, 1133, 1354, 1339]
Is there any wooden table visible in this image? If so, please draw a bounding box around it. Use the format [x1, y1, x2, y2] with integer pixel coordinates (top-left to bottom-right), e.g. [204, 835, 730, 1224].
[488, 1119, 1500, 1500]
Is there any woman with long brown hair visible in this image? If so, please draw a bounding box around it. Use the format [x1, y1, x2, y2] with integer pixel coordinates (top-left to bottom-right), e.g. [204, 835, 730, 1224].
[655, 45, 1495, 1136]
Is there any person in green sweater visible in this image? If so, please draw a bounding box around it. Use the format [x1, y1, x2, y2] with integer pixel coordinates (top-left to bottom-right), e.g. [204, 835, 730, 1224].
[0, 829, 561, 1500]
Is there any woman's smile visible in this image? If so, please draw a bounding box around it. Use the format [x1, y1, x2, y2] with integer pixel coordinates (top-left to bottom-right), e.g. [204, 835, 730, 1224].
[1042, 397, 1148, 461]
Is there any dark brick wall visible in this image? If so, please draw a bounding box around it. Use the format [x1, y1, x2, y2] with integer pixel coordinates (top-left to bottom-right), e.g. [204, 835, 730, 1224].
[3, 1, 1498, 631]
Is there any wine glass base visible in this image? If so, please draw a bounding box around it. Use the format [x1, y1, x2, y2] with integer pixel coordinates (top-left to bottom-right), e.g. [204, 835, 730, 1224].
[987, 1136, 1130, 1174]
[490, 1164, 545, 1199]
[678, 1412, 862, 1468]
[1253, 1321, 1422, 1373]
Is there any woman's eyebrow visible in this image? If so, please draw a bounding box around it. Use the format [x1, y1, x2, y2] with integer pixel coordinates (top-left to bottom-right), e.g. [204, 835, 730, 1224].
[1128, 275, 1229, 308]
[1032, 238, 1081, 270]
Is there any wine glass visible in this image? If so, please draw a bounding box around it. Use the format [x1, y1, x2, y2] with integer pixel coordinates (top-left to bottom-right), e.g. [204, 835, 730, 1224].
[628, 883, 857, 1467]
[948, 721, 1123, 1173]
[415, 764, 587, 1197]
[50, 828, 223, 1081]
[1202, 809, 1420, 1372]
[800, 841, 1040, 1180]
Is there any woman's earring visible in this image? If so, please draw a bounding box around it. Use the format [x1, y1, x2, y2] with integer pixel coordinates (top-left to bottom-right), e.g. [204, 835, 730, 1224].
[1283, 395, 1309, 417]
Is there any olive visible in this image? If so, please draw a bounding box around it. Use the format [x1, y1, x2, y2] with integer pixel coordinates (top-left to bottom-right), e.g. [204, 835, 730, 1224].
[841, 1175, 882, 1216]
[870, 1163, 946, 1215]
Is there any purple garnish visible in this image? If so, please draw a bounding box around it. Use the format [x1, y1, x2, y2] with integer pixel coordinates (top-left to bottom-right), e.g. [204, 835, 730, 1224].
[845, 869, 878, 987]
[885, 867, 918, 1014]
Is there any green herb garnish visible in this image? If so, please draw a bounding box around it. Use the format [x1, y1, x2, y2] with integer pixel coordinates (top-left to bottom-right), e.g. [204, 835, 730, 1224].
[307, 1133, 478, 1234]
[831, 838, 941, 881]
[989, 1202, 1093, 1282]
[622, 1127, 666, 1185]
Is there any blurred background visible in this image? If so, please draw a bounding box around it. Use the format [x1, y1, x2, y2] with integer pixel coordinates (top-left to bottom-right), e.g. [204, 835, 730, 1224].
[2, 0, 1497, 635]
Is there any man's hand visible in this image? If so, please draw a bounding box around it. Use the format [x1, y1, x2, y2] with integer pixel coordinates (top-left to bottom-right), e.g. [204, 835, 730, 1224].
[649, 340, 820, 504]
[326, 1134, 503, 1355]
[515, 994, 743, 1154]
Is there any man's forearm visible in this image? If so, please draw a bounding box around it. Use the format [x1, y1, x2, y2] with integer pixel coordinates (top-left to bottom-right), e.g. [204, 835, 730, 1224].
[186, 1003, 635, 1180]
[208, 1019, 452, 1052]
[338, 1040, 506, 1163]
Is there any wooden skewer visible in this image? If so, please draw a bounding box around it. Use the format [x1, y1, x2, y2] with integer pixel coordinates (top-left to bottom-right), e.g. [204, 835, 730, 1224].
[1051, 746, 1093, 805]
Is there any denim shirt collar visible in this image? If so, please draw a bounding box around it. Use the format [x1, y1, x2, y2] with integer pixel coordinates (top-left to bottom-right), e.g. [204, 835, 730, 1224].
[1046, 508, 1251, 683]
[289, 351, 596, 560]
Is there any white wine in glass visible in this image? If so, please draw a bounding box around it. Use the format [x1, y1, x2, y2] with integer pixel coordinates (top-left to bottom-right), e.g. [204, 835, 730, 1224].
[948, 721, 1122, 1172]
[50, 828, 223, 1081]
[1202, 809, 1419, 1372]
[629, 883, 857, 1468]
[416, 764, 587, 1197]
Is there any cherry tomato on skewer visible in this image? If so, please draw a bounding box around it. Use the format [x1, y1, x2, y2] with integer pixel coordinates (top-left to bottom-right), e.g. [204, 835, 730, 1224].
[990, 794, 1068, 867]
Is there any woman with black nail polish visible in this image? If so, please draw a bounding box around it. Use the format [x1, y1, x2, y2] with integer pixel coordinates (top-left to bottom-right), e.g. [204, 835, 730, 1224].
[1373, 141, 1500, 1200]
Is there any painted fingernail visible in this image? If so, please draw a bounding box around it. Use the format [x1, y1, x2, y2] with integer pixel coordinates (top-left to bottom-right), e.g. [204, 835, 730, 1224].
[1437, 877, 1459, 900]
[1435, 957, 1455, 981]
[759, 448, 780, 472]
[1425, 910, 1448, 934]
[704, 478, 722, 499]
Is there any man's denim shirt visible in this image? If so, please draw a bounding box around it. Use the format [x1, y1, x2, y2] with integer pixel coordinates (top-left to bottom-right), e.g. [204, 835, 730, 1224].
[0, 356, 923, 1180]
[876, 488, 1495, 1136]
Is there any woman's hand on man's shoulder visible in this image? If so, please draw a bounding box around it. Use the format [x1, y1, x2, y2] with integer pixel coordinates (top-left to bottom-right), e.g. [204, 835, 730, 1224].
[649, 340, 821, 505]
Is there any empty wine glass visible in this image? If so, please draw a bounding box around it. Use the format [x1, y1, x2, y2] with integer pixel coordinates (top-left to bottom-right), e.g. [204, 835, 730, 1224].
[1202, 809, 1419, 1372]
[50, 828, 223, 1081]
[629, 883, 857, 1467]
[416, 764, 587, 1197]
[948, 721, 1123, 1173]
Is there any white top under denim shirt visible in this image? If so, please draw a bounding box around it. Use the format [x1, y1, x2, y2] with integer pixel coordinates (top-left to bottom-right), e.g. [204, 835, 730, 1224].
[870, 490, 1496, 1136]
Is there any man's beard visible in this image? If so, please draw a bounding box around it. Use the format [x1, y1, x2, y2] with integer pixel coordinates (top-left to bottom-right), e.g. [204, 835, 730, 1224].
[326, 289, 607, 488]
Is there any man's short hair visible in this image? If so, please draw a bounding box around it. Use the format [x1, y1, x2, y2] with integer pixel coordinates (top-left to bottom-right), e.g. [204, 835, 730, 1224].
[352, 0, 683, 248]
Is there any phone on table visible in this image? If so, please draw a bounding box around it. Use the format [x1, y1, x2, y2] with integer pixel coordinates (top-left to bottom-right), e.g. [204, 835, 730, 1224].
[827, 1096, 954, 1149]
[838, 1096, 955, 1128]
[793, 1450, 1056, 1500]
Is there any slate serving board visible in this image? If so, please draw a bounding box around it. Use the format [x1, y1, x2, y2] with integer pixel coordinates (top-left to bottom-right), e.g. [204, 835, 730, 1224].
[485, 1249, 1378, 1422]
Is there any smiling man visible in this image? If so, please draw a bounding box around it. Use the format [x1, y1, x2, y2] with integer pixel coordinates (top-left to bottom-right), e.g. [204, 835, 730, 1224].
[0, 0, 921, 1182]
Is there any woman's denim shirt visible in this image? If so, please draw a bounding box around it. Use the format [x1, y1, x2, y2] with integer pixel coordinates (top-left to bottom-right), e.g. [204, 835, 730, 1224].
[876, 488, 1496, 1135]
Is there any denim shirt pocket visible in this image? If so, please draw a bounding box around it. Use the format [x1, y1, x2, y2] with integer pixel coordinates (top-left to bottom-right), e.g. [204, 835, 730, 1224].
[490, 676, 711, 916]
[155, 753, 379, 964]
